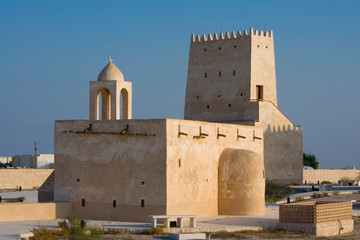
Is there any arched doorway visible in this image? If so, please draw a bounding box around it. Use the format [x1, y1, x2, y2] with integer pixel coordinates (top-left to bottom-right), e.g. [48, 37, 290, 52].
[218, 148, 265, 216]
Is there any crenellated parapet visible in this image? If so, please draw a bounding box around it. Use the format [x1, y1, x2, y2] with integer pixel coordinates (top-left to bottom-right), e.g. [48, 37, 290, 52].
[191, 27, 273, 43]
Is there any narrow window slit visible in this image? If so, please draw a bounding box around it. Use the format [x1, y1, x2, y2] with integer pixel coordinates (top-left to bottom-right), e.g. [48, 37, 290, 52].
[141, 199, 145, 208]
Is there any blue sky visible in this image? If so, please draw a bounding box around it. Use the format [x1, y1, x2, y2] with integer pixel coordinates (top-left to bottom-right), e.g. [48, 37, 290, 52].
[0, 0, 359, 169]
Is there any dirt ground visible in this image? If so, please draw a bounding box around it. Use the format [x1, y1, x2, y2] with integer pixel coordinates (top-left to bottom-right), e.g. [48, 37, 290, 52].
[89, 216, 360, 240]
[103, 194, 360, 240]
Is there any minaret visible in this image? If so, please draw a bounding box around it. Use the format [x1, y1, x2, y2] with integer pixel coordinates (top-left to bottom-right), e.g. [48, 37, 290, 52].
[89, 57, 132, 120]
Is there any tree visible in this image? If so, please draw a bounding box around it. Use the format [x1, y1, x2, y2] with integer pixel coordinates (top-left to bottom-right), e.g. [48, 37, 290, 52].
[303, 152, 319, 169]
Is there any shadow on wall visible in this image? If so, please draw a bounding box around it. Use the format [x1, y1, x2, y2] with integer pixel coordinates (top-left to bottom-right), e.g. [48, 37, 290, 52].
[38, 171, 54, 202]
[263, 124, 303, 184]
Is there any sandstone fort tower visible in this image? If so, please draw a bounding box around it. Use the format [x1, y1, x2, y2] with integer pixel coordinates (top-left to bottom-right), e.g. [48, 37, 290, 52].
[185, 28, 302, 183]
[52, 28, 302, 222]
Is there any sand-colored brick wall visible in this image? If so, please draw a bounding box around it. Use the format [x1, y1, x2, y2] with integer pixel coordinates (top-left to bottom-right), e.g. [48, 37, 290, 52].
[0, 169, 53, 190]
[0, 202, 71, 222]
[303, 169, 360, 184]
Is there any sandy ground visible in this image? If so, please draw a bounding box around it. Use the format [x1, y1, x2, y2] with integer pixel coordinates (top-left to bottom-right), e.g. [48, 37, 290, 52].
[1, 192, 360, 239]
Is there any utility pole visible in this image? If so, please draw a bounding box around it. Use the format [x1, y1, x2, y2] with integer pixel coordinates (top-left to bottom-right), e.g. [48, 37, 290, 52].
[34, 141, 37, 168]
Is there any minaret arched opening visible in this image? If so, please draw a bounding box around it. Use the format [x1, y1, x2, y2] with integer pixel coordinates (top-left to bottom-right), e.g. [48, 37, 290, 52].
[120, 88, 129, 119]
[97, 88, 111, 120]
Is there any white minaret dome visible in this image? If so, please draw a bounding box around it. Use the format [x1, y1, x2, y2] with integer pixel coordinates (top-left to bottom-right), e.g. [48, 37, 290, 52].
[97, 56, 124, 81]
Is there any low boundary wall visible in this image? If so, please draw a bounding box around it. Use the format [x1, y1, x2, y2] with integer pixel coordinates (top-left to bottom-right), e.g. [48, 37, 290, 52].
[0, 169, 53, 190]
[0, 202, 72, 222]
[303, 169, 360, 184]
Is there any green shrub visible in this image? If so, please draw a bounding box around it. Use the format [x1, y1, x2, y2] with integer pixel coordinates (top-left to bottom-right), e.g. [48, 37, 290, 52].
[122, 237, 136, 240]
[70, 226, 103, 240]
[321, 181, 332, 184]
[323, 192, 329, 197]
[294, 197, 305, 202]
[142, 227, 166, 235]
[58, 215, 103, 239]
[265, 180, 293, 203]
[31, 227, 57, 240]
[313, 193, 324, 198]
[333, 191, 340, 195]
[6, 197, 25, 203]
[103, 229, 127, 235]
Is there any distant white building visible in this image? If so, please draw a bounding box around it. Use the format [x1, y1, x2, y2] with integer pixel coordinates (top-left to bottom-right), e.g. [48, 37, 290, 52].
[303, 166, 314, 170]
[12, 154, 54, 169]
[0, 156, 12, 164]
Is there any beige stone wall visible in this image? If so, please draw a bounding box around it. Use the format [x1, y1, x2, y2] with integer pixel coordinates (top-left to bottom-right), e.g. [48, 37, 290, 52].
[258, 101, 303, 184]
[0, 202, 71, 222]
[303, 169, 360, 184]
[185, 30, 255, 122]
[184, 29, 276, 122]
[280, 219, 354, 236]
[166, 119, 264, 217]
[0, 169, 53, 189]
[183, 29, 303, 185]
[55, 119, 265, 221]
[54, 119, 167, 222]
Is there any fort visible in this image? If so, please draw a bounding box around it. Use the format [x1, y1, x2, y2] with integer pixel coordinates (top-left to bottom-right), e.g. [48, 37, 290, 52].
[51, 27, 302, 222]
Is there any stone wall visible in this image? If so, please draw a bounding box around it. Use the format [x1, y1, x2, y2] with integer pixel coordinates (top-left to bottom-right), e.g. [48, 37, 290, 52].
[183, 29, 303, 185]
[259, 101, 303, 184]
[0, 202, 71, 222]
[54, 119, 168, 222]
[55, 119, 265, 222]
[303, 169, 360, 184]
[279, 219, 354, 236]
[0, 169, 53, 189]
[166, 119, 264, 217]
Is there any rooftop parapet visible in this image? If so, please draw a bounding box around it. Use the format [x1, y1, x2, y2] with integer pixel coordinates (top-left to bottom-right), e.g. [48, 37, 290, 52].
[191, 27, 273, 43]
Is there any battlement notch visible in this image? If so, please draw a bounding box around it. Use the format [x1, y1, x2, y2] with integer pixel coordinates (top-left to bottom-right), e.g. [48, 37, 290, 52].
[191, 27, 273, 43]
